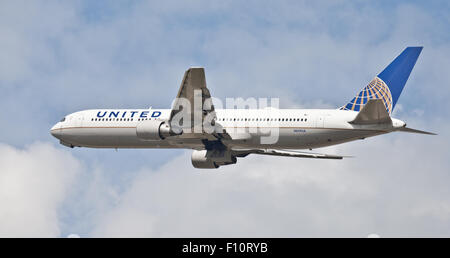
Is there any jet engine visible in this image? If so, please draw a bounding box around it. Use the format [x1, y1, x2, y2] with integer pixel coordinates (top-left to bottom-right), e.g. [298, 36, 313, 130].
[191, 149, 237, 169]
[136, 120, 179, 140]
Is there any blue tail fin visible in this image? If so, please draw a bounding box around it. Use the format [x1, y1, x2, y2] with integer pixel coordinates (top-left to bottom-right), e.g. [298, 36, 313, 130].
[341, 47, 423, 114]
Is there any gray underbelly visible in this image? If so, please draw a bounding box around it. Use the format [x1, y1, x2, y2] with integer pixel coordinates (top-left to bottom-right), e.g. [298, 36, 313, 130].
[59, 127, 383, 150]
[225, 128, 383, 149]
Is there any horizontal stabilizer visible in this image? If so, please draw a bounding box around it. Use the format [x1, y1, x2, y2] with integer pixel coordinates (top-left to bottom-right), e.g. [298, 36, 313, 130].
[397, 127, 436, 135]
[350, 99, 392, 124]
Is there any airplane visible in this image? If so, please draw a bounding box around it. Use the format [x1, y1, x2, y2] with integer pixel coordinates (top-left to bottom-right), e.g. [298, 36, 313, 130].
[50, 47, 435, 168]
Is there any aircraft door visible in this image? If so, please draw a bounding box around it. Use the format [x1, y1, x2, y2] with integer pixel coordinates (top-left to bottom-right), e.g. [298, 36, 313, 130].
[70, 114, 84, 127]
[316, 115, 324, 128]
[78, 114, 84, 127]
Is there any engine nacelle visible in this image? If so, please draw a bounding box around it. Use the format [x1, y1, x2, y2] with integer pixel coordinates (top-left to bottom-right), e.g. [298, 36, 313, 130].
[191, 150, 237, 169]
[136, 120, 173, 140]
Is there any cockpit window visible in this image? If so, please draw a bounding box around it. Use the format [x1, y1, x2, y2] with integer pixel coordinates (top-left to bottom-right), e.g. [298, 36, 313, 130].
[60, 117, 66, 122]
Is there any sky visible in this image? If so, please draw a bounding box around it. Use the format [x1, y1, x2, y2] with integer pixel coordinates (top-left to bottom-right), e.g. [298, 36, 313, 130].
[0, 0, 449, 237]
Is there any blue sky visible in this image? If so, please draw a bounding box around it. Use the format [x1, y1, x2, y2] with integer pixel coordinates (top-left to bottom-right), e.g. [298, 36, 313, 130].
[0, 0, 449, 237]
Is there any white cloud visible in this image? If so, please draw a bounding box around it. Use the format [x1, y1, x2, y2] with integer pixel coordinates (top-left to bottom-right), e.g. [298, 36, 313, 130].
[1, 126, 447, 238]
[0, 0, 449, 237]
[0, 142, 81, 237]
[89, 126, 450, 237]
[1, 0, 449, 146]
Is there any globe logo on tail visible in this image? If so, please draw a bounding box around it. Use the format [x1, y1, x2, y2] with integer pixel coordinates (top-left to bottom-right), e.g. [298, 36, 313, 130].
[341, 77, 393, 114]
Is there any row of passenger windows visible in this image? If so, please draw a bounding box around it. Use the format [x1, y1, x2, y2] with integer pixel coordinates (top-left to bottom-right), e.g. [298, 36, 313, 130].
[91, 118, 154, 122]
[217, 118, 307, 122]
[91, 117, 307, 122]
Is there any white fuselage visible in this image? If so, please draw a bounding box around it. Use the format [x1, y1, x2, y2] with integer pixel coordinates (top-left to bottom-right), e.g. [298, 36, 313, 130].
[50, 108, 405, 150]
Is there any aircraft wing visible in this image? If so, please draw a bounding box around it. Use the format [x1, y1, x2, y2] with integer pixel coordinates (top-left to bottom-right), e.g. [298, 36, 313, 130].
[167, 67, 231, 141]
[233, 149, 346, 160]
[170, 67, 215, 128]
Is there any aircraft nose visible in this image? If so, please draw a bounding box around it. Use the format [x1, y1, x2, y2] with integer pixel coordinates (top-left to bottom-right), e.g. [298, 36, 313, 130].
[50, 123, 61, 138]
